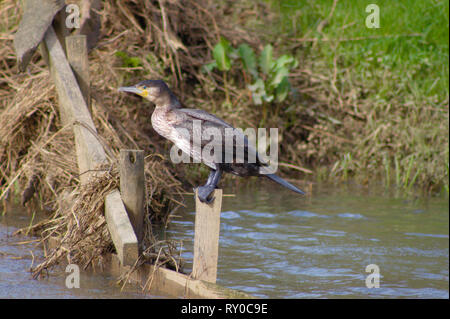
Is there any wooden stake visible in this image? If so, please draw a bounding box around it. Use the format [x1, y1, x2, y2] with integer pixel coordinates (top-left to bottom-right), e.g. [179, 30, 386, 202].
[119, 150, 145, 245]
[192, 189, 223, 283]
[65, 35, 90, 110]
[105, 190, 139, 266]
[42, 26, 105, 184]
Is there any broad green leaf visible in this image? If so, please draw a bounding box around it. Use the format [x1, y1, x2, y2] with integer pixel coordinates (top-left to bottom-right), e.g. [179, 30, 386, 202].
[213, 38, 232, 71]
[268, 66, 289, 89]
[274, 54, 298, 70]
[275, 76, 290, 102]
[237, 44, 257, 78]
[259, 44, 273, 75]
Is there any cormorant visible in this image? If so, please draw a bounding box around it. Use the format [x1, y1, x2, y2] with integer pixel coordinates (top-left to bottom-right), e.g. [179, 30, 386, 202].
[119, 80, 305, 203]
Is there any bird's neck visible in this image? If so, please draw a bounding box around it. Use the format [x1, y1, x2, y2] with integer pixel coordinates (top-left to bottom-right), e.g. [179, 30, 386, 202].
[154, 91, 181, 111]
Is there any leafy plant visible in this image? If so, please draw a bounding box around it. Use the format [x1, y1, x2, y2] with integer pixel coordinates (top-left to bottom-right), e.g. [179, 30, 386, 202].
[115, 51, 143, 68]
[204, 38, 298, 106]
[213, 37, 233, 71]
[238, 43, 257, 78]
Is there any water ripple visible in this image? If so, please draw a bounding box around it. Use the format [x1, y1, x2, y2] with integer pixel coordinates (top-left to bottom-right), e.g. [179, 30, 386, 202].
[287, 210, 328, 218]
[405, 232, 449, 239]
[337, 213, 366, 219]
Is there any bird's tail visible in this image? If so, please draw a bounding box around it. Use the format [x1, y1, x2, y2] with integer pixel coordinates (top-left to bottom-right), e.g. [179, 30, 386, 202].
[265, 174, 306, 195]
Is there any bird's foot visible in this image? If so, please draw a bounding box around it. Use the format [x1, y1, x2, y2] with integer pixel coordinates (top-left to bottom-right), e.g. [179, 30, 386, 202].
[195, 185, 216, 203]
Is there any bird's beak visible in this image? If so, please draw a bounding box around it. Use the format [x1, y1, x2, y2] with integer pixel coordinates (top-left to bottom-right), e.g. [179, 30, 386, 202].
[118, 86, 147, 97]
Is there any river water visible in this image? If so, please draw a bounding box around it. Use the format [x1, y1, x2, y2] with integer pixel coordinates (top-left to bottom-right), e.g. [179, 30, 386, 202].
[0, 206, 150, 298]
[1, 182, 448, 298]
[166, 182, 449, 298]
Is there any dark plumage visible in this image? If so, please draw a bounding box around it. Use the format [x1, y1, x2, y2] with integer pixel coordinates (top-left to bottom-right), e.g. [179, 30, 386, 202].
[119, 80, 305, 203]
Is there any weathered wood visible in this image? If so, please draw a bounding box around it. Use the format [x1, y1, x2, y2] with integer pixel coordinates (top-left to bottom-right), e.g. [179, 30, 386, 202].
[66, 35, 91, 110]
[45, 237, 252, 298]
[119, 150, 145, 245]
[43, 26, 106, 184]
[38, 7, 69, 122]
[105, 190, 139, 266]
[14, 0, 65, 72]
[192, 189, 223, 283]
[107, 254, 252, 299]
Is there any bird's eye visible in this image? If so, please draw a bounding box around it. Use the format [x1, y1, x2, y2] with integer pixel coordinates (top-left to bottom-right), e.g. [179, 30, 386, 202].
[142, 85, 147, 89]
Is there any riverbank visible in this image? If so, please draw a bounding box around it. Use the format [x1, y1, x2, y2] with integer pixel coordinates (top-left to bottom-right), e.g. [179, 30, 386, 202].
[1, 1, 448, 198]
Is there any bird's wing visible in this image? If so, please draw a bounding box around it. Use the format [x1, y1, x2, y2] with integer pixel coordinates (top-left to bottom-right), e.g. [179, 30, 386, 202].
[178, 108, 233, 128]
[174, 109, 262, 168]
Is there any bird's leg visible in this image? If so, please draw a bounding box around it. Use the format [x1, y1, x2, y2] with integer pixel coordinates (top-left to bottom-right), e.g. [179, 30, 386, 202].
[194, 169, 215, 203]
[196, 169, 222, 203]
[194, 169, 214, 194]
[205, 169, 215, 185]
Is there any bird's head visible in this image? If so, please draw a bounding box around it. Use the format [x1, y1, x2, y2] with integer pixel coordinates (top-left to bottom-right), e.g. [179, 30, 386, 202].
[118, 79, 171, 105]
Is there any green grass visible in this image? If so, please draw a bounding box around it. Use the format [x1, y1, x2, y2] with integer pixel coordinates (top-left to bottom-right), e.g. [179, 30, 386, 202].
[259, 0, 449, 193]
[272, 0, 448, 99]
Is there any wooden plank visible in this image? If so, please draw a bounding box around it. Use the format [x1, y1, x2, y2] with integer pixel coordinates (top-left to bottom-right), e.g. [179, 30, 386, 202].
[13, 0, 65, 71]
[45, 238, 252, 299]
[105, 190, 139, 266]
[192, 189, 223, 283]
[65, 35, 91, 110]
[119, 150, 145, 245]
[107, 254, 252, 299]
[43, 26, 106, 184]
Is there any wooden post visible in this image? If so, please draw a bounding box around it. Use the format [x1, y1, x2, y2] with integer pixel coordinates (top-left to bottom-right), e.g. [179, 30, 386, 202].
[192, 189, 223, 283]
[105, 190, 139, 266]
[65, 35, 90, 110]
[14, 0, 65, 72]
[119, 150, 145, 245]
[42, 26, 105, 184]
